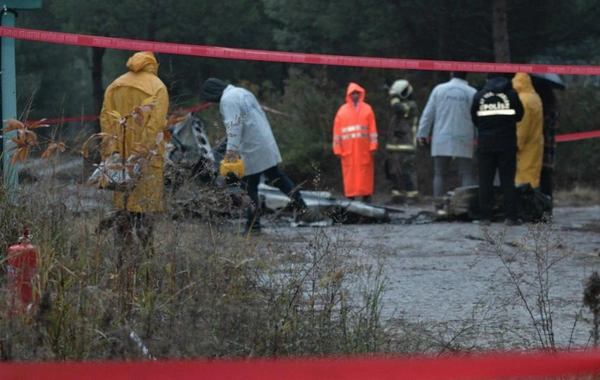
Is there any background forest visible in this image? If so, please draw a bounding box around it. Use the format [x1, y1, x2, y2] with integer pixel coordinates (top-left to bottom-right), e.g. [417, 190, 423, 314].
[8, 0, 600, 193]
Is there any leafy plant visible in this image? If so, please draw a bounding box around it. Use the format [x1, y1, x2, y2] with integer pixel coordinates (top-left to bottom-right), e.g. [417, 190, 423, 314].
[269, 69, 341, 183]
[3, 119, 50, 164]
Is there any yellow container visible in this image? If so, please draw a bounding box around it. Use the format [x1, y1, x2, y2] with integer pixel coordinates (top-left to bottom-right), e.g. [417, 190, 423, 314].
[219, 158, 245, 178]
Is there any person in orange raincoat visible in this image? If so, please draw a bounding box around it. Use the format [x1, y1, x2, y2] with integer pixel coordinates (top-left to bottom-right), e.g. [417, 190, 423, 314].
[99, 51, 169, 251]
[512, 73, 544, 188]
[333, 83, 378, 202]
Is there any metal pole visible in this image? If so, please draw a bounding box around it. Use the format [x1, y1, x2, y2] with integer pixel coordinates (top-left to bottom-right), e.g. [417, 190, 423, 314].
[1, 6, 17, 191]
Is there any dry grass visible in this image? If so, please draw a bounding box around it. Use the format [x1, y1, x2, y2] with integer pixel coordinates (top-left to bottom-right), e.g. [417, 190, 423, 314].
[480, 222, 569, 349]
[554, 185, 600, 207]
[0, 177, 411, 361]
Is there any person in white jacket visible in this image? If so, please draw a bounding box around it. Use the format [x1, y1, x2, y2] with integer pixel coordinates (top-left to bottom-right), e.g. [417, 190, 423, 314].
[201, 78, 307, 234]
[416, 72, 477, 215]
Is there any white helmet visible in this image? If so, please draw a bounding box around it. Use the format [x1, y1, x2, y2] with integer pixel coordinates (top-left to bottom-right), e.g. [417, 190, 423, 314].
[389, 79, 413, 99]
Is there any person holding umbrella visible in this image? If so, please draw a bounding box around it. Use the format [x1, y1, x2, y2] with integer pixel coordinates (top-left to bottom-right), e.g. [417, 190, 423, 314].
[530, 73, 564, 209]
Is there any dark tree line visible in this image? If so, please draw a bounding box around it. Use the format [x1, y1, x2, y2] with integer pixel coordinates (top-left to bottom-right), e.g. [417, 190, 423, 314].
[6, 1, 600, 187]
[11, 1, 599, 119]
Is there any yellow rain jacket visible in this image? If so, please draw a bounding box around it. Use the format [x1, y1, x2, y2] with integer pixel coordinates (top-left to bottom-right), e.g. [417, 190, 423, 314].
[99, 51, 169, 213]
[512, 73, 543, 188]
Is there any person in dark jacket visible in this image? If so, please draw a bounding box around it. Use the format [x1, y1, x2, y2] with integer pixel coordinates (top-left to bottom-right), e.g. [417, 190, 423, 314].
[471, 73, 524, 226]
[532, 81, 559, 207]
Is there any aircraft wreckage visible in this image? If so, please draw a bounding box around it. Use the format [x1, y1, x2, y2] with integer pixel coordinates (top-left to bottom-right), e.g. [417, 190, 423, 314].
[163, 113, 394, 225]
[169, 113, 553, 225]
[19, 115, 551, 227]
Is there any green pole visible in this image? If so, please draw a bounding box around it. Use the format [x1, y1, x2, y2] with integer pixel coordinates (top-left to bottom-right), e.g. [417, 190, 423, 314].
[1, 6, 17, 191]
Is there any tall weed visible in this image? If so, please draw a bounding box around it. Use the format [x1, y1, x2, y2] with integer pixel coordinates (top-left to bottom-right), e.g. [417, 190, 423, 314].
[480, 221, 572, 350]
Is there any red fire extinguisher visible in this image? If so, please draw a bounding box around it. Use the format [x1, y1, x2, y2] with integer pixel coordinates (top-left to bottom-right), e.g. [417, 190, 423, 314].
[6, 228, 38, 315]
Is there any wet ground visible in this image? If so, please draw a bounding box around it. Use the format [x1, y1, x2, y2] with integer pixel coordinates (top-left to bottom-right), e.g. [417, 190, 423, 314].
[258, 205, 600, 350]
[21, 156, 600, 350]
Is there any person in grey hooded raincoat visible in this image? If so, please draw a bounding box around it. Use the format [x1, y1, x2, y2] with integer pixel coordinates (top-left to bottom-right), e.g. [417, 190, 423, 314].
[201, 78, 307, 235]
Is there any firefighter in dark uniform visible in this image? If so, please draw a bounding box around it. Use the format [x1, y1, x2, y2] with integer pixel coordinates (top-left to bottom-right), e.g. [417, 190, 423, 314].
[385, 79, 420, 203]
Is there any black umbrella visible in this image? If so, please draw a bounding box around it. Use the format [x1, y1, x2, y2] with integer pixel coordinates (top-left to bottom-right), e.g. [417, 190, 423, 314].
[530, 73, 566, 91]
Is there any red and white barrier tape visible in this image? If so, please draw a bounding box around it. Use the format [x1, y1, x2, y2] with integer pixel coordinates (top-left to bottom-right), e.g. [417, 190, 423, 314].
[260, 105, 289, 117]
[6, 25, 598, 142]
[2, 349, 600, 380]
[555, 129, 600, 143]
[2, 26, 600, 75]
[27, 109, 600, 143]
[171, 102, 213, 114]
[32, 114, 99, 125]
[27, 102, 289, 126]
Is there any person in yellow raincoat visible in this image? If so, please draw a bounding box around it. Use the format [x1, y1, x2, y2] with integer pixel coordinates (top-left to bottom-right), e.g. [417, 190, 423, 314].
[333, 82, 378, 202]
[99, 51, 169, 250]
[512, 73, 544, 188]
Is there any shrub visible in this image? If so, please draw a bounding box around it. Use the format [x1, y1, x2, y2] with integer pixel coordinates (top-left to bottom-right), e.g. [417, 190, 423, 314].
[268, 69, 342, 186]
[555, 82, 600, 189]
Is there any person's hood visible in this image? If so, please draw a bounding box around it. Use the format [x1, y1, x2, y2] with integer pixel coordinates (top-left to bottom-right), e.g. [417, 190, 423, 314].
[345, 82, 366, 103]
[512, 72, 535, 93]
[126, 51, 158, 75]
[201, 78, 228, 103]
[483, 76, 513, 93]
